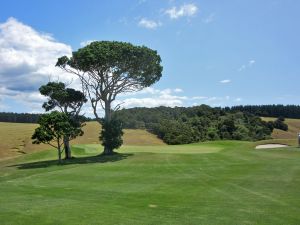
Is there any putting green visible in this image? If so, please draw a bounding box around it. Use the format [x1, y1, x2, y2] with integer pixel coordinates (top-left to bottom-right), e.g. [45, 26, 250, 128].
[73, 143, 223, 154]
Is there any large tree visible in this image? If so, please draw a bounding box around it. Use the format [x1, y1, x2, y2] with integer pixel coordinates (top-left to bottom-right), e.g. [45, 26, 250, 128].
[32, 111, 83, 163]
[56, 41, 163, 155]
[39, 82, 87, 159]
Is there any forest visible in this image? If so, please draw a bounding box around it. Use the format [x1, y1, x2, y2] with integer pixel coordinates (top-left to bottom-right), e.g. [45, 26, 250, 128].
[114, 105, 288, 144]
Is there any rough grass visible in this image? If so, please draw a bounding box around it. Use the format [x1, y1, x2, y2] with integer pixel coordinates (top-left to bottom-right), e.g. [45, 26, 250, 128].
[1, 141, 300, 225]
[261, 117, 300, 145]
[0, 122, 164, 159]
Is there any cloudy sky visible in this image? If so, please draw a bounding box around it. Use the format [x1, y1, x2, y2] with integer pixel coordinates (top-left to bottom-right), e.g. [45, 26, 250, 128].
[0, 0, 299, 116]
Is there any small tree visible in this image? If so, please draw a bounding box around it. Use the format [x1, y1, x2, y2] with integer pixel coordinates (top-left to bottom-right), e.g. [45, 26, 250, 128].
[56, 41, 163, 155]
[39, 82, 87, 159]
[100, 118, 124, 151]
[32, 111, 83, 163]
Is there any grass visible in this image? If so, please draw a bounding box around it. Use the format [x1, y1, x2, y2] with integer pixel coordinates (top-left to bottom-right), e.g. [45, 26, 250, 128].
[1, 141, 300, 224]
[0, 121, 164, 159]
[261, 117, 300, 144]
[1, 121, 300, 224]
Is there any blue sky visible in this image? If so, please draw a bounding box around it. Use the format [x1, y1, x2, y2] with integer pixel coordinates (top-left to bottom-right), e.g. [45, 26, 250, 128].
[0, 0, 299, 115]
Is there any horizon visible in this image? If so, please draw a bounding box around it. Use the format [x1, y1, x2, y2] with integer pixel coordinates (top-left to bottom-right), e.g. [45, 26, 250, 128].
[0, 0, 299, 116]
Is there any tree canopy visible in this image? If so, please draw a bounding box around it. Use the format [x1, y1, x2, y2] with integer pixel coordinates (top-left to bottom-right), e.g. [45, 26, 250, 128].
[114, 105, 289, 144]
[32, 111, 83, 162]
[56, 41, 163, 154]
[39, 82, 87, 159]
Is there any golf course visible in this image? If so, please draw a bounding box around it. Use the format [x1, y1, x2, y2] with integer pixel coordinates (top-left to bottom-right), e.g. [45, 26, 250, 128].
[1, 121, 300, 225]
[1, 2, 300, 223]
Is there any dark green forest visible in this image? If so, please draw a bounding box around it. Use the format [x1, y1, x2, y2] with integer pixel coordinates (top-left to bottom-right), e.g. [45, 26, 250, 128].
[0, 112, 91, 124]
[0, 112, 41, 123]
[228, 105, 300, 118]
[114, 105, 289, 144]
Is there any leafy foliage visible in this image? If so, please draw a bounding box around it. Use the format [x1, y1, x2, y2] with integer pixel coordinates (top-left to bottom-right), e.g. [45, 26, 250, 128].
[114, 105, 276, 144]
[273, 117, 288, 131]
[39, 82, 87, 113]
[229, 105, 300, 119]
[56, 41, 163, 154]
[39, 82, 87, 158]
[99, 118, 124, 151]
[32, 111, 83, 161]
[56, 41, 163, 89]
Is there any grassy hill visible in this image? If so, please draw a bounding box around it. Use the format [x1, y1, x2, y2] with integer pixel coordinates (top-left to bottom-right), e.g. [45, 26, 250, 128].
[0, 141, 300, 224]
[261, 117, 300, 145]
[0, 121, 165, 160]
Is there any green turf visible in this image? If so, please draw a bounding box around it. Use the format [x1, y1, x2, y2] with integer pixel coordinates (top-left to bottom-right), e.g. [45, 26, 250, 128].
[1, 141, 300, 225]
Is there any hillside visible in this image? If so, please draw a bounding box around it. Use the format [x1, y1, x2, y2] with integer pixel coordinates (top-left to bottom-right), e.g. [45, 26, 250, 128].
[262, 117, 300, 141]
[0, 121, 165, 160]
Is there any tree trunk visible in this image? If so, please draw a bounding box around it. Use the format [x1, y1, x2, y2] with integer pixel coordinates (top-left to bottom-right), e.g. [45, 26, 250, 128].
[63, 136, 72, 159]
[62, 106, 72, 159]
[58, 144, 62, 164]
[103, 100, 114, 155]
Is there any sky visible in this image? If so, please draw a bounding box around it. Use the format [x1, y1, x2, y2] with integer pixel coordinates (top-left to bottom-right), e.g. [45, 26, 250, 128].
[0, 0, 299, 116]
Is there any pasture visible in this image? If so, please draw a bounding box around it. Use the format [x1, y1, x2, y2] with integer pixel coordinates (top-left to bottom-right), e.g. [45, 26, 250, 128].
[0, 121, 300, 224]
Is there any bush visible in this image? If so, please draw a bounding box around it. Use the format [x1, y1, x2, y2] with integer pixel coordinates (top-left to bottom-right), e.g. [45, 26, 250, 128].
[100, 118, 124, 150]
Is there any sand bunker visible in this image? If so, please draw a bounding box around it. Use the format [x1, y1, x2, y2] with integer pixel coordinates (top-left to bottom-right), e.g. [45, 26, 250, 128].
[255, 144, 289, 149]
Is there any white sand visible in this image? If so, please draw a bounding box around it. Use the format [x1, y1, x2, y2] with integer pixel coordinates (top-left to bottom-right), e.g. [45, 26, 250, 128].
[255, 144, 288, 149]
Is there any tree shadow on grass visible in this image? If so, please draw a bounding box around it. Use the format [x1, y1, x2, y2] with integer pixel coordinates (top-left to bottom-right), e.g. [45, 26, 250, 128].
[9, 153, 133, 170]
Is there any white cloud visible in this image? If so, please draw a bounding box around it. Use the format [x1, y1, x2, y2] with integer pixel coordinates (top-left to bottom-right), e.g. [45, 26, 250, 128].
[192, 96, 207, 100]
[0, 86, 46, 112]
[138, 18, 162, 29]
[0, 17, 73, 92]
[80, 40, 96, 47]
[249, 60, 255, 66]
[238, 59, 256, 72]
[113, 87, 241, 110]
[220, 79, 231, 84]
[0, 17, 80, 112]
[165, 3, 198, 19]
[113, 87, 188, 109]
[174, 88, 183, 93]
[115, 97, 183, 108]
[203, 13, 215, 24]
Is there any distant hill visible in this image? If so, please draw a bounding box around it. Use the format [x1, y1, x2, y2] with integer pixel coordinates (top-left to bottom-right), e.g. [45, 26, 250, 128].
[262, 117, 300, 139]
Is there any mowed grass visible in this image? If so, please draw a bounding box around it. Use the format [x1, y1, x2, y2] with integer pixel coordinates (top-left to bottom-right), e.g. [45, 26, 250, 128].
[0, 121, 165, 159]
[1, 141, 300, 224]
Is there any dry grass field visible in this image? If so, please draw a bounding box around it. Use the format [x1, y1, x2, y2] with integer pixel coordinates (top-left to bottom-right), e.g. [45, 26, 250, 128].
[261, 117, 300, 145]
[0, 121, 165, 160]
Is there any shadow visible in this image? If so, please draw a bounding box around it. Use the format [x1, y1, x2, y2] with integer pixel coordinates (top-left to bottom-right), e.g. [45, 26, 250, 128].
[9, 153, 133, 170]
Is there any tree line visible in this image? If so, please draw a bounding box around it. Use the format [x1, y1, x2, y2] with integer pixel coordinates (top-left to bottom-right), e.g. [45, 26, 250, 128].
[114, 105, 288, 145]
[2, 104, 299, 124]
[0, 112, 91, 123]
[0, 112, 41, 123]
[228, 105, 300, 119]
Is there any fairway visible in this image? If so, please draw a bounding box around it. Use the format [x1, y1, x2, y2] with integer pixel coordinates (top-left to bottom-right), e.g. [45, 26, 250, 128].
[1, 141, 300, 225]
